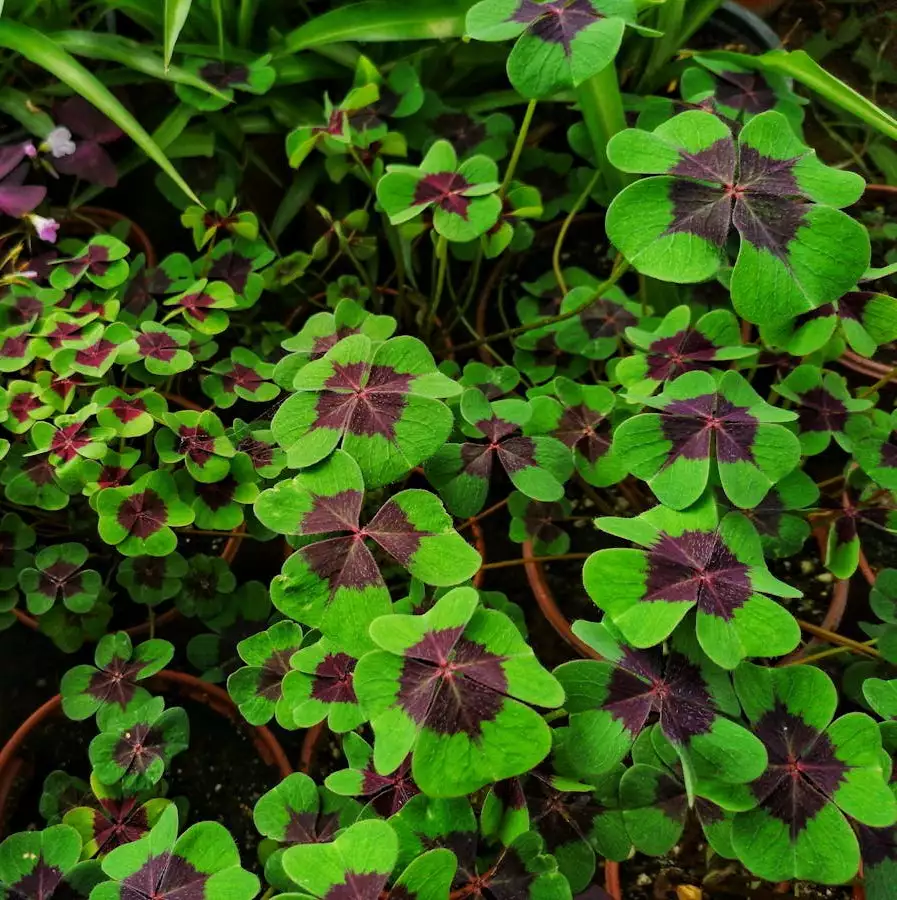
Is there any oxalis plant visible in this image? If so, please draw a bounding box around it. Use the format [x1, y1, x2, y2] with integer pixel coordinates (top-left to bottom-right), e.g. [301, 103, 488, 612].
[3, 1, 897, 899]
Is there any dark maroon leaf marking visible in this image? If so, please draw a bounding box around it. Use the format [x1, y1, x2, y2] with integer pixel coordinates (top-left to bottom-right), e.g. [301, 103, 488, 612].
[605, 647, 715, 743]
[8, 858, 63, 900]
[199, 62, 249, 88]
[520, 499, 567, 546]
[113, 722, 166, 775]
[65, 244, 110, 277]
[303, 490, 363, 535]
[209, 252, 252, 294]
[98, 466, 129, 490]
[50, 423, 91, 463]
[433, 113, 486, 155]
[398, 629, 508, 738]
[310, 327, 356, 360]
[714, 69, 776, 114]
[176, 292, 214, 321]
[136, 331, 178, 362]
[284, 808, 340, 845]
[512, 0, 600, 55]
[528, 772, 601, 853]
[315, 362, 411, 440]
[8, 292, 42, 325]
[324, 871, 387, 900]
[670, 138, 736, 183]
[221, 363, 264, 394]
[413, 172, 472, 218]
[117, 489, 168, 539]
[0, 334, 29, 359]
[109, 396, 146, 423]
[119, 850, 206, 900]
[839, 292, 873, 322]
[667, 181, 732, 249]
[37, 560, 82, 603]
[661, 393, 757, 464]
[364, 501, 424, 566]
[857, 823, 897, 867]
[177, 425, 215, 465]
[310, 652, 358, 704]
[646, 329, 720, 382]
[359, 756, 419, 816]
[75, 339, 117, 368]
[795, 387, 847, 433]
[195, 478, 236, 512]
[132, 557, 166, 590]
[9, 391, 41, 423]
[579, 299, 637, 340]
[256, 648, 294, 701]
[302, 536, 381, 594]
[751, 703, 847, 837]
[93, 797, 150, 854]
[24, 457, 56, 487]
[555, 404, 612, 464]
[87, 657, 143, 708]
[46, 321, 85, 350]
[646, 529, 752, 621]
[237, 435, 274, 470]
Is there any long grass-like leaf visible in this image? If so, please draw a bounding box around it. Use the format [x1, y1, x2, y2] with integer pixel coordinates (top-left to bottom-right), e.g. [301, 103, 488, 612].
[0, 20, 201, 205]
[758, 49, 897, 143]
[164, 0, 193, 69]
[51, 30, 225, 98]
[280, 0, 473, 55]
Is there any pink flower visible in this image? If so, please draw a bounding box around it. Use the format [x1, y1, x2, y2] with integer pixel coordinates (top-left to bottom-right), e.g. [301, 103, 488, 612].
[28, 214, 59, 243]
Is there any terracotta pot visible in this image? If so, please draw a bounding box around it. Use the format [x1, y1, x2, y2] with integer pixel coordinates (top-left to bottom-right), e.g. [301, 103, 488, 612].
[521, 539, 601, 661]
[60, 206, 157, 268]
[0, 668, 292, 837]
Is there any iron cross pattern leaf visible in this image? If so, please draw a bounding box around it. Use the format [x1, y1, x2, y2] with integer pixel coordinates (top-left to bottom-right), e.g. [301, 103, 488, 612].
[605, 110, 869, 326]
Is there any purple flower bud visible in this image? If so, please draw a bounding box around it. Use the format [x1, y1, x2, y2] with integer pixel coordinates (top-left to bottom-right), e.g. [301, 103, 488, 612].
[28, 214, 59, 243]
[23, 143, 37, 158]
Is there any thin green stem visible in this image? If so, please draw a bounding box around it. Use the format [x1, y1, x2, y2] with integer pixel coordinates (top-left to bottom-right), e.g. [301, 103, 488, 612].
[425, 234, 449, 337]
[480, 553, 591, 571]
[640, 0, 687, 92]
[575, 63, 629, 200]
[860, 365, 897, 398]
[452, 257, 630, 351]
[447, 242, 484, 331]
[341, 233, 377, 302]
[237, 0, 256, 47]
[500, 99, 537, 196]
[553, 168, 601, 295]
[676, 0, 724, 46]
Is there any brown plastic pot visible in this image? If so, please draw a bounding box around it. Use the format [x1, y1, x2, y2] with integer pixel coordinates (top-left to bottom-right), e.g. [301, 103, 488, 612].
[60, 206, 157, 268]
[0, 668, 292, 837]
[521, 539, 601, 661]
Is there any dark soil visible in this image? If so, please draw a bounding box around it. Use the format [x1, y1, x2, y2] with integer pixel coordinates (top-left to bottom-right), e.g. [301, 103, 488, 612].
[768, 539, 836, 623]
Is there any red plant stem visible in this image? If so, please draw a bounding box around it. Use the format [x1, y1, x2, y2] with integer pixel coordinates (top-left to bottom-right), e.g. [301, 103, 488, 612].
[605, 860, 622, 900]
[479, 552, 590, 570]
[858, 546, 877, 586]
[456, 498, 509, 533]
[865, 183, 897, 194]
[470, 519, 486, 590]
[300, 722, 325, 774]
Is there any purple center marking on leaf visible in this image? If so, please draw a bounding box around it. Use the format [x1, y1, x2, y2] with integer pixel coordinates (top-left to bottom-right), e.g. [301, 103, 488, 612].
[646, 329, 720, 382]
[87, 657, 143, 708]
[529, 773, 601, 853]
[512, 0, 601, 55]
[46, 321, 85, 350]
[177, 426, 215, 465]
[303, 490, 363, 535]
[37, 560, 82, 602]
[112, 721, 165, 775]
[838, 292, 873, 322]
[323, 871, 388, 900]
[9, 293, 42, 325]
[605, 648, 715, 743]
[666, 140, 808, 258]
[109, 396, 146, 423]
[24, 457, 56, 487]
[119, 849, 206, 900]
[521, 499, 567, 545]
[284, 808, 340, 845]
[315, 362, 411, 440]
[75, 339, 117, 368]
[579, 299, 637, 340]
[208, 252, 252, 293]
[310, 327, 357, 360]
[661, 393, 757, 464]
[93, 797, 150, 854]
[715, 69, 776, 114]
[363, 501, 426, 566]
[177, 292, 214, 321]
[302, 536, 381, 595]
[310, 652, 358, 704]
[857, 823, 897, 867]
[646, 529, 752, 621]
[9, 857, 63, 900]
[433, 113, 487, 155]
[117, 489, 168, 539]
[0, 334, 29, 359]
[50, 423, 91, 463]
[133, 557, 166, 590]
[751, 702, 847, 838]
[795, 387, 847, 434]
[98, 466, 129, 490]
[555, 404, 612, 464]
[195, 478, 237, 512]
[413, 172, 472, 219]
[137, 332, 178, 362]
[256, 648, 294, 701]
[199, 62, 249, 88]
[9, 391, 41, 423]
[221, 363, 264, 394]
[237, 435, 274, 470]
[398, 629, 508, 738]
[360, 757, 419, 816]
